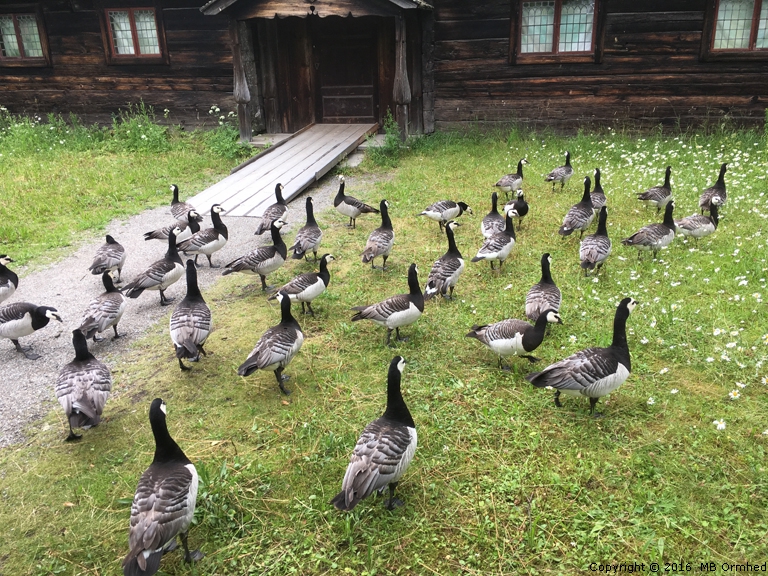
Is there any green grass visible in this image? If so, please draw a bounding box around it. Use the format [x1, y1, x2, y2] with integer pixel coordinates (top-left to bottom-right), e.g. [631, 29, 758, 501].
[2, 125, 768, 575]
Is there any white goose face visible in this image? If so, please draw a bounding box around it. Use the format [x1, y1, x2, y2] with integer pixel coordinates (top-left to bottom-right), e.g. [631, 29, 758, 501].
[45, 309, 63, 323]
[160, 401, 167, 415]
[522, 158, 529, 165]
[517, 189, 525, 198]
[324, 254, 336, 263]
[447, 220, 460, 231]
[506, 208, 518, 218]
[547, 255, 552, 266]
[278, 184, 284, 192]
[546, 311, 563, 324]
[172, 226, 183, 237]
[0, 256, 11, 266]
[383, 200, 390, 209]
[212, 204, 225, 214]
[188, 210, 200, 221]
[626, 298, 638, 314]
[275, 292, 285, 303]
[711, 196, 723, 206]
[338, 174, 345, 183]
[396, 356, 406, 374]
[169, 184, 177, 193]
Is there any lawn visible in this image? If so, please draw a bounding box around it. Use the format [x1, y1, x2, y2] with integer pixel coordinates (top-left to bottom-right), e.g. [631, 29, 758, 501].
[0, 120, 767, 576]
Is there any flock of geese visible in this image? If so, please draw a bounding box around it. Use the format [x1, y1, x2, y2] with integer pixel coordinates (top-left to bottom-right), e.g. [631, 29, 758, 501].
[0, 154, 728, 574]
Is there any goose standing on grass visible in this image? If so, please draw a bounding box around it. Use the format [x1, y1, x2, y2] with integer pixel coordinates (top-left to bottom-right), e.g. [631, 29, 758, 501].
[169, 184, 202, 224]
[0, 302, 62, 359]
[580, 206, 611, 275]
[545, 151, 573, 191]
[89, 235, 126, 283]
[0, 255, 19, 304]
[122, 398, 203, 576]
[351, 263, 424, 346]
[590, 168, 606, 212]
[466, 309, 563, 369]
[170, 260, 212, 371]
[636, 166, 672, 213]
[526, 253, 561, 321]
[425, 221, 465, 301]
[222, 219, 287, 291]
[290, 197, 323, 261]
[699, 162, 728, 214]
[527, 297, 637, 417]
[237, 291, 303, 395]
[331, 356, 416, 511]
[79, 271, 127, 342]
[676, 196, 721, 240]
[504, 189, 529, 230]
[54, 329, 112, 441]
[143, 210, 200, 243]
[123, 228, 184, 306]
[177, 204, 228, 268]
[472, 208, 517, 271]
[481, 192, 505, 239]
[419, 200, 472, 232]
[269, 254, 335, 316]
[495, 158, 528, 199]
[621, 200, 676, 260]
[361, 199, 395, 270]
[254, 183, 288, 235]
[559, 176, 594, 238]
[334, 175, 379, 229]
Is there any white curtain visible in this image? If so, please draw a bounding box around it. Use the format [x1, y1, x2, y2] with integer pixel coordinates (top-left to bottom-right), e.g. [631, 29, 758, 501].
[134, 10, 160, 55]
[521, 1, 555, 53]
[108, 11, 135, 55]
[757, 1, 768, 48]
[17, 15, 43, 58]
[0, 16, 21, 58]
[714, 0, 755, 49]
[559, 0, 595, 52]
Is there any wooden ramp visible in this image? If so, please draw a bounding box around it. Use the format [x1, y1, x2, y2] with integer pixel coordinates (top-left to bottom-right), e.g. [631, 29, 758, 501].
[188, 123, 378, 217]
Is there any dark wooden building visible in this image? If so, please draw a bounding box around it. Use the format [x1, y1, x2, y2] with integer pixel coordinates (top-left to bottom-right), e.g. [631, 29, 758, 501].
[2, 0, 767, 133]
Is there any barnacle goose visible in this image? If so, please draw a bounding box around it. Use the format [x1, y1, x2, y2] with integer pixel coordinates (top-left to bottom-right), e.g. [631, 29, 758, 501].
[123, 398, 203, 576]
[495, 158, 528, 198]
[636, 166, 672, 213]
[290, 196, 323, 261]
[55, 329, 112, 441]
[143, 210, 201, 243]
[559, 176, 595, 238]
[0, 302, 62, 359]
[123, 228, 184, 306]
[177, 204, 228, 268]
[334, 175, 379, 229]
[527, 297, 637, 416]
[222, 219, 287, 291]
[424, 220, 464, 301]
[699, 162, 728, 214]
[237, 291, 304, 395]
[676, 196, 721, 240]
[545, 151, 573, 191]
[361, 199, 395, 270]
[503, 189, 529, 230]
[466, 309, 563, 369]
[481, 192, 505, 239]
[169, 184, 202, 223]
[254, 183, 288, 235]
[331, 356, 416, 511]
[0, 255, 19, 304]
[590, 168, 606, 212]
[525, 253, 562, 321]
[269, 254, 335, 316]
[89, 235, 126, 283]
[79, 271, 127, 342]
[419, 200, 472, 232]
[351, 263, 424, 346]
[580, 206, 611, 275]
[170, 260, 212, 371]
[621, 200, 676, 260]
[471, 208, 516, 271]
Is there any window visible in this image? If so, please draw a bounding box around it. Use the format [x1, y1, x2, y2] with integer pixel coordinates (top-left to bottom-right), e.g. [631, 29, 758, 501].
[106, 8, 160, 57]
[712, 0, 767, 51]
[0, 13, 48, 65]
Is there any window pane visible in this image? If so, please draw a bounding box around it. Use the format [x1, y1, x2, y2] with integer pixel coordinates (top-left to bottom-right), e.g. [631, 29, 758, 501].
[559, 0, 594, 52]
[714, 0, 754, 49]
[108, 10, 135, 55]
[521, 1, 555, 53]
[757, 2, 768, 48]
[17, 15, 43, 57]
[0, 16, 21, 57]
[134, 10, 160, 55]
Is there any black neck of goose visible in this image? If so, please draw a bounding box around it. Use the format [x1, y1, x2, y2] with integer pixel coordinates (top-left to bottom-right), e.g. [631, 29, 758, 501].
[662, 202, 675, 228]
[166, 232, 182, 263]
[172, 186, 180, 204]
[710, 203, 719, 227]
[335, 181, 345, 204]
[305, 199, 317, 227]
[188, 218, 201, 234]
[517, 160, 524, 176]
[380, 201, 392, 229]
[72, 330, 94, 362]
[565, 152, 571, 167]
[106, 235, 117, 245]
[0, 263, 17, 285]
[446, 225, 461, 257]
[596, 207, 608, 236]
[150, 413, 190, 465]
[211, 208, 228, 239]
[185, 261, 203, 300]
[102, 272, 119, 293]
[611, 305, 631, 356]
[593, 170, 603, 193]
[383, 364, 415, 427]
[580, 177, 592, 204]
[504, 212, 516, 238]
[279, 294, 299, 328]
[271, 223, 287, 257]
[31, 308, 53, 330]
[523, 311, 552, 351]
[407, 265, 421, 296]
[663, 167, 671, 188]
[716, 164, 727, 187]
[275, 185, 285, 205]
[540, 256, 553, 284]
[490, 192, 499, 214]
[318, 256, 331, 285]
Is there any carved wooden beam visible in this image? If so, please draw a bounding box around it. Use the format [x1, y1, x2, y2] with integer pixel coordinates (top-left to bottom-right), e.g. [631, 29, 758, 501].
[230, 19, 252, 143]
[393, 15, 411, 140]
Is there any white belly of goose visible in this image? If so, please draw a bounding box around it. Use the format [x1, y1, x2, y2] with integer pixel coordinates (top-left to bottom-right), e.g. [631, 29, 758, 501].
[262, 331, 304, 372]
[639, 229, 674, 251]
[254, 254, 285, 276]
[0, 313, 34, 339]
[188, 234, 227, 256]
[0, 283, 15, 303]
[292, 278, 326, 303]
[487, 331, 526, 357]
[480, 238, 515, 261]
[374, 303, 422, 330]
[445, 259, 465, 288]
[559, 362, 630, 399]
[152, 263, 185, 291]
[337, 201, 361, 219]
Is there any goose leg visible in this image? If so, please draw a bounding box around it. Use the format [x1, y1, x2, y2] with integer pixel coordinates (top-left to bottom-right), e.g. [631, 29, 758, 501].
[312, 250, 319, 262]
[385, 482, 404, 510]
[498, 357, 512, 372]
[178, 357, 191, 371]
[395, 327, 408, 342]
[12, 339, 40, 360]
[206, 254, 219, 268]
[65, 421, 82, 442]
[112, 325, 121, 339]
[275, 367, 291, 395]
[385, 328, 394, 347]
[306, 302, 316, 317]
[92, 333, 105, 342]
[159, 290, 174, 306]
[520, 354, 540, 363]
[589, 397, 603, 418]
[554, 390, 563, 408]
[193, 255, 200, 268]
[381, 255, 388, 271]
[179, 532, 204, 563]
[260, 274, 275, 292]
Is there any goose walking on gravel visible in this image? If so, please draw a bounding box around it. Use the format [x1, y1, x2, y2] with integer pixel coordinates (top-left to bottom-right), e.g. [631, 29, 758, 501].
[254, 183, 288, 235]
[580, 206, 611, 275]
[590, 168, 607, 212]
[621, 200, 676, 260]
[123, 228, 184, 306]
[481, 192, 505, 239]
[676, 196, 721, 240]
[419, 200, 472, 232]
[237, 292, 303, 395]
[222, 219, 287, 291]
[290, 197, 323, 261]
[495, 158, 528, 199]
[143, 210, 201, 244]
[0, 255, 19, 304]
[55, 329, 112, 441]
[424, 221, 465, 301]
[170, 260, 212, 371]
[699, 162, 727, 214]
[527, 297, 637, 417]
[122, 398, 203, 576]
[331, 356, 417, 511]
[334, 175, 379, 229]
[89, 235, 126, 283]
[636, 166, 672, 213]
[0, 302, 62, 360]
[79, 271, 127, 342]
[269, 254, 335, 316]
[177, 204, 228, 268]
[466, 309, 563, 369]
[545, 151, 573, 191]
[361, 199, 395, 270]
[559, 176, 594, 238]
[526, 253, 562, 321]
[351, 263, 424, 346]
[504, 189, 529, 230]
[169, 184, 202, 224]
[472, 208, 516, 271]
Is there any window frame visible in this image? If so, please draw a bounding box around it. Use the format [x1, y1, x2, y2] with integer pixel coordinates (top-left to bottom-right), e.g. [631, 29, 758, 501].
[701, 0, 768, 61]
[0, 7, 51, 68]
[510, 0, 605, 65]
[97, 4, 169, 65]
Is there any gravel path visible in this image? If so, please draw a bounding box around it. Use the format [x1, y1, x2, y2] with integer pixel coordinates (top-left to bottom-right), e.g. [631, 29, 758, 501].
[0, 168, 368, 448]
